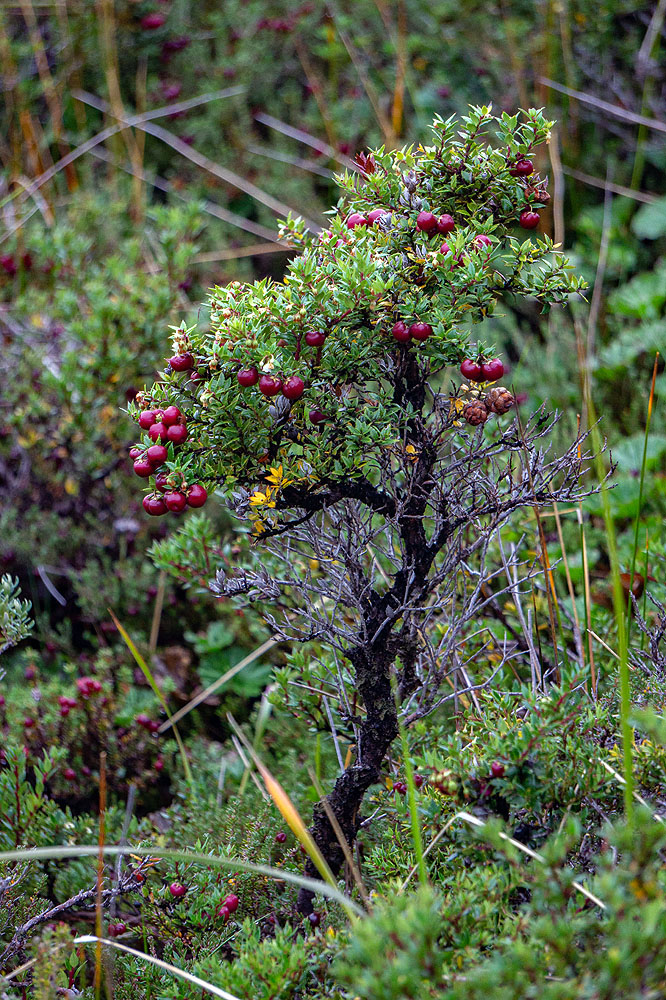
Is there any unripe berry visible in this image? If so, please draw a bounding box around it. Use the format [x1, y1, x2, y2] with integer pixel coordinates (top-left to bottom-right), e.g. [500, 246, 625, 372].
[481, 358, 504, 382]
[416, 210, 438, 233]
[164, 491, 187, 513]
[509, 158, 533, 177]
[134, 457, 154, 478]
[519, 210, 540, 229]
[408, 321, 433, 342]
[148, 422, 168, 442]
[143, 494, 168, 516]
[282, 376, 305, 400]
[168, 353, 194, 372]
[237, 367, 259, 387]
[346, 212, 367, 229]
[436, 213, 455, 234]
[139, 410, 160, 430]
[146, 444, 168, 465]
[391, 321, 410, 343]
[162, 405, 182, 426]
[258, 374, 282, 397]
[305, 330, 326, 347]
[169, 882, 187, 898]
[460, 359, 483, 382]
[187, 484, 208, 508]
[166, 423, 188, 445]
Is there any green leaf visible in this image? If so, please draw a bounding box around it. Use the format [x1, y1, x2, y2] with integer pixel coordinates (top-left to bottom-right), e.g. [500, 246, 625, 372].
[632, 196, 666, 239]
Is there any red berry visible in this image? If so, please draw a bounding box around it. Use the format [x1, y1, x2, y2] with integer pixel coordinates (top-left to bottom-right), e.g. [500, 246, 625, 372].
[258, 374, 282, 397]
[147, 720, 160, 733]
[129, 447, 143, 460]
[391, 321, 411, 343]
[146, 444, 168, 465]
[164, 491, 187, 513]
[282, 376, 305, 401]
[474, 234, 492, 248]
[136, 713, 151, 729]
[133, 458, 154, 478]
[154, 472, 170, 492]
[23, 717, 36, 729]
[308, 912, 321, 928]
[460, 359, 483, 382]
[148, 422, 168, 442]
[367, 208, 388, 224]
[0, 254, 17, 277]
[308, 409, 326, 424]
[223, 893, 239, 913]
[168, 353, 194, 372]
[416, 210, 438, 233]
[141, 12, 166, 29]
[481, 358, 504, 382]
[439, 241, 451, 255]
[409, 321, 433, 342]
[60, 706, 70, 717]
[169, 882, 187, 898]
[154, 757, 164, 772]
[162, 405, 182, 426]
[275, 831, 287, 843]
[109, 923, 127, 937]
[509, 158, 533, 177]
[143, 494, 168, 516]
[490, 761, 505, 778]
[394, 781, 407, 795]
[346, 212, 367, 229]
[63, 767, 77, 781]
[414, 774, 424, 788]
[187, 484, 208, 508]
[139, 410, 159, 430]
[305, 330, 326, 347]
[216, 905, 230, 921]
[519, 210, 540, 230]
[0, 695, 5, 708]
[166, 424, 188, 445]
[436, 214, 455, 235]
[237, 367, 259, 387]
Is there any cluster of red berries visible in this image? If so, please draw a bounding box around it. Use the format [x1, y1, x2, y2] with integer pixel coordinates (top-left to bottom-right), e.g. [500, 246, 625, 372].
[136, 712, 161, 734]
[131, 403, 208, 516]
[215, 892, 240, 922]
[237, 367, 306, 400]
[393, 773, 424, 796]
[391, 320, 433, 344]
[460, 358, 504, 383]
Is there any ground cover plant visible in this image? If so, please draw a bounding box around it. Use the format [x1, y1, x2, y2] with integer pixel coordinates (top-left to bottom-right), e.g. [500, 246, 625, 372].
[2, 2, 666, 998]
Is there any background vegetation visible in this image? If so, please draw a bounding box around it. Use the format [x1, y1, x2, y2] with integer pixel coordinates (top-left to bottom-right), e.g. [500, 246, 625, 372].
[1, 1, 665, 997]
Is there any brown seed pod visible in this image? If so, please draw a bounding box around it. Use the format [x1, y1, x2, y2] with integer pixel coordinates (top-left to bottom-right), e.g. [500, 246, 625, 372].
[463, 399, 489, 426]
[486, 386, 516, 415]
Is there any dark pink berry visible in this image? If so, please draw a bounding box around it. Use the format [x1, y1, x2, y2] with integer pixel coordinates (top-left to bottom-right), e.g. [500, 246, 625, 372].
[308, 409, 326, 424]
[109, 923, 127, 937]
[408, 321, 433, 342]
[134, 458, 154, 478]
[186, 484, 208, 508]
[146, 444, 168, 465]
[519, 210, 540, 230]
[282, 376, 305, 400]
[169, 882, 187, 898]
[416, 210, 438, 233]
[305, 330, 326, 347]
[154, 757, 164, 772]
[481, 358, 504, 382]
[139, 410, 160, 430]
[490, 761, 505, 778]
[168, 353, 194, 372]
[367, 208, 388, 224]
[436, 214, 455, 235]
[161, 405, 182, 426]
[63, 767, 77, 781]
[166, 423, 188, 445]
[154, 472, 170, 492]
[141, 12, 166, 29]
[129, 447, 143, 460]
[0, 254, 17, 277]
[308, 912, 321, 927]
[392, 321, 411, 343]
[439, 241, 451, 255]
[24, 717, 36, 729]
[216, 904, 230, 921]
[148, 422, 168, 442]
[164, 491, 187, 513]
[237, 367, 259, 387]
[460, 359, 484, 382]
[223, 893, 239, 913]
[474, 234, 492, 248]
[275, 831, 287, 843]
[143, 495, 168, 516]
[258, 374, 282, 397]
[509, 158, 533, 177]
[346, 212, 367, 229]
